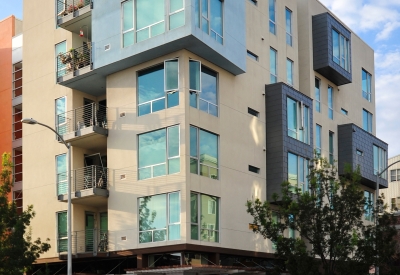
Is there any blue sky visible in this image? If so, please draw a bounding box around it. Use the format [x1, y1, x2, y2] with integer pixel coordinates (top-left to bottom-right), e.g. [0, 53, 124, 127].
[1, 0, 399, 157]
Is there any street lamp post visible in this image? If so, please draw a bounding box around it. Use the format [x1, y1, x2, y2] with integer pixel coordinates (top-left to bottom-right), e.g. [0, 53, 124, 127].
[21, 118, 72, 275]
[375, 159, 400, 275]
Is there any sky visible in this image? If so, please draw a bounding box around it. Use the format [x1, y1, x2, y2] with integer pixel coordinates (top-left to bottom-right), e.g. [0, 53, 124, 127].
[1, 0, 399, 157]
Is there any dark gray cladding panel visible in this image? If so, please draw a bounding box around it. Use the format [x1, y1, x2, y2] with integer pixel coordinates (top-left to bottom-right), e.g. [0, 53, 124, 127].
[338, 124, 388, 189]
[265, 83, 314, 202]
[312, 13, 352, 86]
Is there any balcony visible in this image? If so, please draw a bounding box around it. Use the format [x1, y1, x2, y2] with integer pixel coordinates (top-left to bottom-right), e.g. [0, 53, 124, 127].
[58, 165, 109, 206]
[56, 44, 92, 83]
[56, 0, 92, 34]
[59, 229, 108, 259]
[57, 103, 107, 150]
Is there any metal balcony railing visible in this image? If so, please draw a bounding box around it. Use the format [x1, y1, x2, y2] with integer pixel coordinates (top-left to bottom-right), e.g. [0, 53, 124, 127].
[56, 103, 107, 135]
[61, 229, 108, 255]
[57, 0, 92, 18]
[56, 43, 92, 78]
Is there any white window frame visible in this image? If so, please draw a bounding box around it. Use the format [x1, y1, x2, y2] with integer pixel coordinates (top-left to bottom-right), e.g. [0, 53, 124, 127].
[287, 97, 310, 145]
[55, 96, 67, 138]
[55, 40, 67, 78]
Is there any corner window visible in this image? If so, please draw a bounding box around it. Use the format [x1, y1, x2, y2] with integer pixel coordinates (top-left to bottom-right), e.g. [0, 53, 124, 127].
[288, 152, 309, 192]
[315, 78, 321, 112]
[138, 59, 179, 116]
[190, 192, 219, 242]
[138, 192, 180, 243]
[12, 62, 22, 98]
[57, 211, 67, 252]
[373, 145, 387, 179]
[138, 126, 180, 180]
[269, 0, 276, 34]
[364, 191, 374, 222]
[190, 126, 219, 179]
[329, 131, 334, 165]
[287, 58, 293, 86]
[56, 154, 67, 195]
[55, 97, 67, 136]
[362, 69, 372, 102]
[270, 48, 277, 83]
[328, 86, 333, 120]
[362, 109, 373, 133]
[189, 60, 218, 116]
[285, 8, 292, 46]
[332, 29, 350, 71]
[287, 97, 310, 144]
[316, 124, 322, 156]
[195, 0, 223, 44]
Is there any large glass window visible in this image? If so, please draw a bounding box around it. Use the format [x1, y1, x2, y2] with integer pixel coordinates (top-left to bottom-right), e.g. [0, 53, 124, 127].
[362, 69, 372, 102]
[373, 145, 387, 179]
[138, 60, 179, 116]
[57, 211, 67, 252]
[270, 48, 277, 83]
[55, 97, 67, 136]
[287, 97, 310, 144]
[269, 0, 276, 34]
[329, 131, 334, 165]
[138, 126, 180, 180]
[285, 8, 292, 46]
[364, 191, 374, 222]
[122, 0, 134, 47]
[189, 60, 218, 116]
[288, 153, 309, 192]
[332, 29, 350, 71]
[316, 124, 322, 156]
[169, 0, 185, 30]
[362, 109, 373, 133]
[190, 126, 219, 179]
[190, 192, 219, 242]
[195, 0, 223, 44]
[55, 41, 67, 77]
[13, 62, 22, 98]
[56, 154, 67, 195]
[139, 192, 180, 243]
[315, 78, 320, 112]
[328, 86, 333, 120]
[287, 59, 293, 86]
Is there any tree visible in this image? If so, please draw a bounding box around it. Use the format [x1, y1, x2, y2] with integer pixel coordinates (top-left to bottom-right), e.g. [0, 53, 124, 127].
[0, 153, 50, 275]
[246, 156, 398, 275]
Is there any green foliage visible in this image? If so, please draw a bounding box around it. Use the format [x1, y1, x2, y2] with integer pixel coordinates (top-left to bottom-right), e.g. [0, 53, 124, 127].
[246, 156, 398, 275]
[0, 153, 50, 274]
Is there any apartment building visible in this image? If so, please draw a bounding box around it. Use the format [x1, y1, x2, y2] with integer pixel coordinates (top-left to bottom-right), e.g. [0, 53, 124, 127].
[382, 155, 400, 211]
[22, 0, 388, 273]
[0, 15, 23, 207]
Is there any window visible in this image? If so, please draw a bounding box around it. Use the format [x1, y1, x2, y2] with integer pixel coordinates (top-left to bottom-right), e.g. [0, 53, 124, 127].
[286, 8, 292, 46]
[341, 108, 348, 115]
[55, 97, 67, 136]
[248, 107, 259, 117]
[390, 169, 400, 182]
[138, 59, 179, 116]
[329, 131, 334, 165]
[391, 198, 396, 211]
[13, 190, 23, 215]
[288, 153, 309, 192]
[169, 0, 185, 30]
[13, 105, 22, 141]
[328, 86, 333, 120]
[364, 191, 374, 222]
[57, 211, 67, 252]
[287, 59, 293, 86]
[315, 78, 321, 112]
[13, 147, 23, 183]
[271, 212, 279, 249]
[191, 192, 219, 242]
[356, 149, 363, 156]
[195, 0, 223, 44]
[270, 48, 277, 83]
[247, 50, 258, 61]
[248, 165, 260, 174]
[332, 29, 350, 71]
[189, 60, 218, 116]
[190, 126, 219, 179]
[362, 69, 372, 102]
[139, 192, 180, 243]
[288, 214, 295, 238]
[269, 0, 276, 34]
[55, 41, 67, 77]
[13, 62, 22, 98]
[316, 124, 322, 156]
[373, 145, 387, 179]
[362, 109, 373, 133]
[249, 0, 257, 5]
[287, 97, 310, 144]
[138, 126, 180, 180]
[56, 154, 67, 195]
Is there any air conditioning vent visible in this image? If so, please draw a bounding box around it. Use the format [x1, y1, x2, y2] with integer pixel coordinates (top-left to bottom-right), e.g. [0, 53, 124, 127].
[105, 44, 110, 51]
